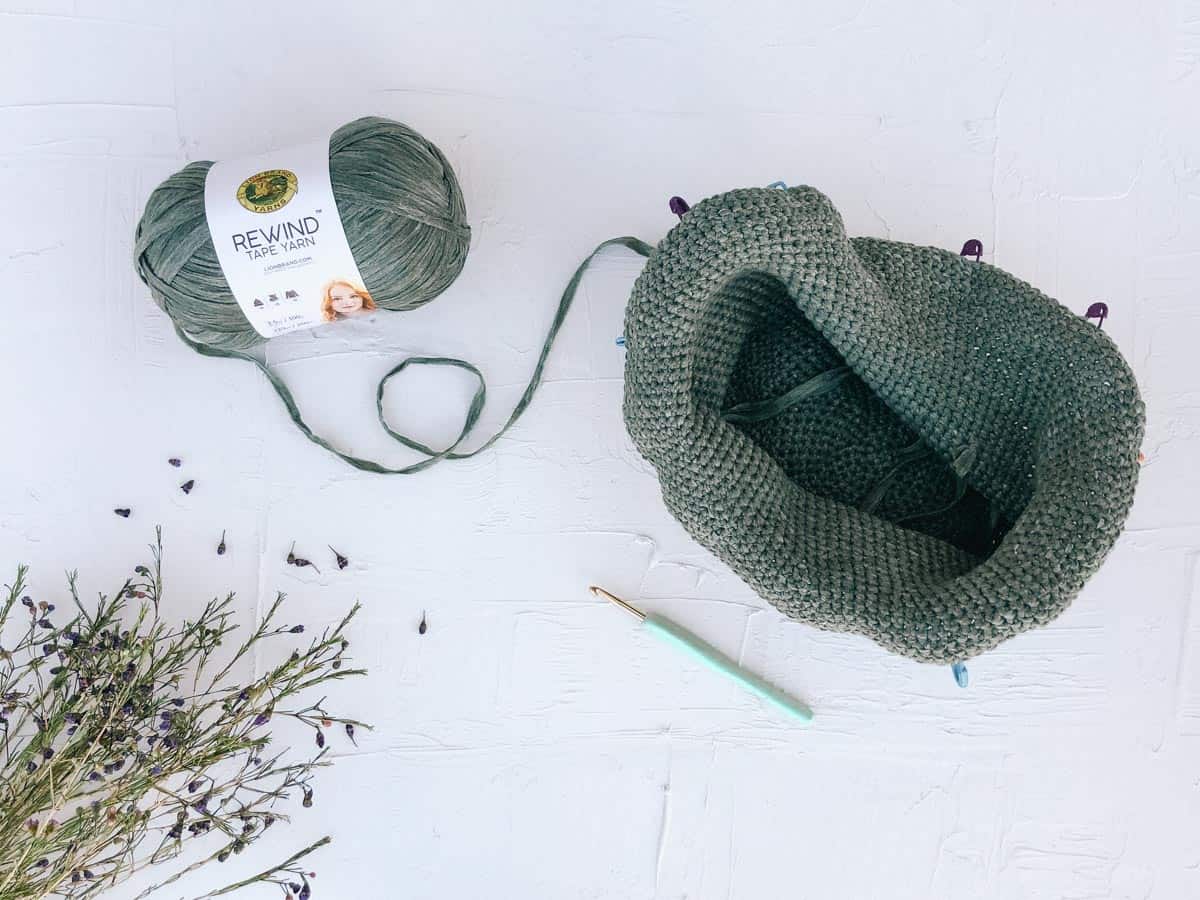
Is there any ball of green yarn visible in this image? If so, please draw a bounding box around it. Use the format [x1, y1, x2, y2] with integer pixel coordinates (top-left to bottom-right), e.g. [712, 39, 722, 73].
[134, 116, 470, 351]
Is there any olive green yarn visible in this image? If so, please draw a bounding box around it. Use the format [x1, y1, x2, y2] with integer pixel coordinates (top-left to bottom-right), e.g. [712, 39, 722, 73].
[135, 117, 470, 352]
[621, 186, 1144, 663]
[134, 118, 649, 473]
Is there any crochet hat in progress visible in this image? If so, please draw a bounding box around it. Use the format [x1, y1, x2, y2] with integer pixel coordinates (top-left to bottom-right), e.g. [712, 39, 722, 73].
[622, 186, 1143, 663]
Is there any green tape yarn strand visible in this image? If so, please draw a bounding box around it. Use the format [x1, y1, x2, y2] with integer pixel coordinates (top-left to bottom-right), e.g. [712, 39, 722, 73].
[134, 115, 652, 473]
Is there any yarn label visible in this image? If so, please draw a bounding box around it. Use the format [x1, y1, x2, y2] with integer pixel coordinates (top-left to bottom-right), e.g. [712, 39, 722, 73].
[204, 134, 371, 338]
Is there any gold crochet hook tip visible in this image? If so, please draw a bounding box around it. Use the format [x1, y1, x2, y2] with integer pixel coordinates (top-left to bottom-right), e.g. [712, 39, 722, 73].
[589, 585, 646, 622]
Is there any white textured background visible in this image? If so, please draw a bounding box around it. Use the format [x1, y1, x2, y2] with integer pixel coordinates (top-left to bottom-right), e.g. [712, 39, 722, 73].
[2, 1, 1199, 898]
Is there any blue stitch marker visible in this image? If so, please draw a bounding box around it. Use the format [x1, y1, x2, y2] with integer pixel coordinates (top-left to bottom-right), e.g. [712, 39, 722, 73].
[952, 661, 969, 688]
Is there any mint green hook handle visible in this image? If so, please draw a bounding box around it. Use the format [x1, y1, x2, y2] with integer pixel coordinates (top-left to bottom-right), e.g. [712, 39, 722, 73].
[641, 614, 813, 723]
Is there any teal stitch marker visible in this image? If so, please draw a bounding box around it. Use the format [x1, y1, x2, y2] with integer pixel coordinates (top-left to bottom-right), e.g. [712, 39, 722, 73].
[591, 586, 813, 723]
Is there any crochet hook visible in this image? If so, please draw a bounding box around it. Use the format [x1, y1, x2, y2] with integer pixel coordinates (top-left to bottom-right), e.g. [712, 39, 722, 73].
[590, 586, 813, 724]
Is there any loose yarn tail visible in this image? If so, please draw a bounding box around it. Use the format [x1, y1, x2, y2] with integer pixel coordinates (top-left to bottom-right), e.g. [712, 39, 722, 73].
[175, 236, 654, 474]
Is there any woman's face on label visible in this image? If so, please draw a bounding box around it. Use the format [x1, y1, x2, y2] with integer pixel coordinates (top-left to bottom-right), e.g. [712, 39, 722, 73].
[330, 284, 364, 315]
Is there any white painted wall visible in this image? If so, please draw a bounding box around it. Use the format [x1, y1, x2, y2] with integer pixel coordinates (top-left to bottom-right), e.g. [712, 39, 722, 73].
[2, 1, 1198, 897]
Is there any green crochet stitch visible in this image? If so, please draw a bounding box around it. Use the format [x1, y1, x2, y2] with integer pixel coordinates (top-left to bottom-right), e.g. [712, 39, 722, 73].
[622, 186, 1144, 663]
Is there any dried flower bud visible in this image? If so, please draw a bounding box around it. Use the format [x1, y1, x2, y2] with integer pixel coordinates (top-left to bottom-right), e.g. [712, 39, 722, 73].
[253, 712, 271, 727]
[315, 730, 325, 748]
[20, 596, 33, 608]
[290, 625, 304, 634]
[345, 723, 356, 744]
[302, 787, 313, 808]
[114, 508, 131, 518]
[180, 479, 195, 494]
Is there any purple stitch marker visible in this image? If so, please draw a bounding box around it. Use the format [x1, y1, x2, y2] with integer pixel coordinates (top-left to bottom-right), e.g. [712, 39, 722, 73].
[1085, 301, 1109, 329]
[960, 239, 983, 262]
[669, 196, 690, 220]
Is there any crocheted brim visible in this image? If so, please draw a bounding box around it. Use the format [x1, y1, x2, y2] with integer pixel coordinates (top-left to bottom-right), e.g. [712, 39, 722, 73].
[622, 186, 1143, 663]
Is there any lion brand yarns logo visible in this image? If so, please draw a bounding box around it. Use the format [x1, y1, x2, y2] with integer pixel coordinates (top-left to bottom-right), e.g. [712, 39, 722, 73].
[236, 168, 299, 214]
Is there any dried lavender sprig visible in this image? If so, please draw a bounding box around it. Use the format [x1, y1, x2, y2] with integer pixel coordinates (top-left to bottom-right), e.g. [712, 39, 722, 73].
[0, 531, 366, 899]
